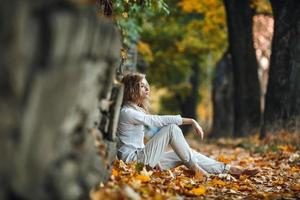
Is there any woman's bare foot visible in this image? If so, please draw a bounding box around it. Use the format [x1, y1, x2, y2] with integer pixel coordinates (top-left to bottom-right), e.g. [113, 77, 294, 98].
[229, 166, 259, 178]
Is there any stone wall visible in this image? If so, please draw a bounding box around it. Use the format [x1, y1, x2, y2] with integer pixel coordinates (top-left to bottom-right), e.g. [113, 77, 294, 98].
[0, 1, 122, 199]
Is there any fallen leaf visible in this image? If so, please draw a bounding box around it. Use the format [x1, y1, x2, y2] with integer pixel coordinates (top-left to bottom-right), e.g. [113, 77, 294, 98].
[278, 145, 294, 153]
[135, 175, 150, 182]
[140, 167, 153, 177]
[291, 183, 300, 191]
[211, 178, 226, 187]
[191, 186, 206, 195]
[111, 168, 119, 177]
[217, 155, 231, 164]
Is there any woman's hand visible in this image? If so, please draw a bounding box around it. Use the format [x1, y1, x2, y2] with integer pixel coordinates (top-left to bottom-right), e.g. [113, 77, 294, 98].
[182, 118, 204, 140]
[192, 119, 204, 140]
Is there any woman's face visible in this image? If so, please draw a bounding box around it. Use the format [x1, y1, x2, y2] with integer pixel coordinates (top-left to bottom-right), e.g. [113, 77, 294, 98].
[139, 78, 150, 99]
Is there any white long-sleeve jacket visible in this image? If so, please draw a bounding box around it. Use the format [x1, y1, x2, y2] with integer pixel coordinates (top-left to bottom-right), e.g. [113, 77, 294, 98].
[116, 103, 182, 162]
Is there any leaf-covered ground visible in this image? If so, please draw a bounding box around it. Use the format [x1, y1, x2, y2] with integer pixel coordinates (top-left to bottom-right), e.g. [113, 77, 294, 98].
[90, 132, 300, 200]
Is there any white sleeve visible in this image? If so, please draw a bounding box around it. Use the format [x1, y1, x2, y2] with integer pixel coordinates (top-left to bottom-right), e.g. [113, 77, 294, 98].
[121, 108, 182, 127]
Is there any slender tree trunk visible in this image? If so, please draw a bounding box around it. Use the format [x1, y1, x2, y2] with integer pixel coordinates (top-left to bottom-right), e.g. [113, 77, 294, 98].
[262, 0, 300, 136]
[180, 62, 200, 134]
[211, 51, 234, 137]
[224, 0, 261, 137]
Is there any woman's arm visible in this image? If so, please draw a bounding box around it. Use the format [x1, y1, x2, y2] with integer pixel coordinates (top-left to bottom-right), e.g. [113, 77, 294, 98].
[182, 118, 204, 140]
[123, 108, 182, 127]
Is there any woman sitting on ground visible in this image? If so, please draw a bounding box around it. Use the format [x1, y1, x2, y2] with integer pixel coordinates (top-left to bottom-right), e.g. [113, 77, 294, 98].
[116, 72, 258, 178]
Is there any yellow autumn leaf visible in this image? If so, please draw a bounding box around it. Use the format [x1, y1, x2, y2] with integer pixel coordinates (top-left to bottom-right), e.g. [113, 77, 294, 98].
[111, 168, 119, 177]
[228, 183, 240, 191]
[140, 167, 153, 177]
[291, 183, 300, 191]
[211, 178, 226, 187]
[137, 41, 153, 61]
[122, 12, 128, 18]
[194, 170, 205, 181]
[217, 155, 231, 164]
[272, 179, 284, 185]
[120, 48, 127, 59]
[278, 145, 294, 152]
[178, 0, 203, 13]
[239, 175, 248, 181]
[191, 186, 206, 195]
[289, 166, 300, 173]
[135, 175, 150, 182]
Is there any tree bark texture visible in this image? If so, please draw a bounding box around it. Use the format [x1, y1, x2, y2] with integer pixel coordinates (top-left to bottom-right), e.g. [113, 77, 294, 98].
[0, 1, 121, 199]
[211, 51, 234, 137]
[224, 0, 261, 137]
[262, 0, 300, 135]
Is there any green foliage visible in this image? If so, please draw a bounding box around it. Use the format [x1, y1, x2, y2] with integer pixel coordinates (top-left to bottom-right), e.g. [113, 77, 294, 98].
[112, 0, 169, 47]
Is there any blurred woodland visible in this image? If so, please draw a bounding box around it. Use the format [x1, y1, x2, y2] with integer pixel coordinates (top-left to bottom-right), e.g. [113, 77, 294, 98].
[108, 0, 300, 138]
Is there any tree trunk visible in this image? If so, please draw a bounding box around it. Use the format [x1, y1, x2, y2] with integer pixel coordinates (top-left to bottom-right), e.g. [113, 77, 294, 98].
[0, 1, 121, 199]
[180, 62, 200, 134]
[224, 0, 261, 137]
[211, 51, 234, 137]
[262, 0, 300, 136]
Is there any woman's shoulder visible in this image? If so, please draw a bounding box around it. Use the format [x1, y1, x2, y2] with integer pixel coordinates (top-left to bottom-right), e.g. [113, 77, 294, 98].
[120, 105, 136, 115]
[122, 104, 141, 111]
[121, 104, 131, 111]
[119, 105, 142, 123]
[120, 104, 144, 117]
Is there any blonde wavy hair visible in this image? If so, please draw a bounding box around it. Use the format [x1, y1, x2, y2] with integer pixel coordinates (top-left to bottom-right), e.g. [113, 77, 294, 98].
[121, 72, 150, 112]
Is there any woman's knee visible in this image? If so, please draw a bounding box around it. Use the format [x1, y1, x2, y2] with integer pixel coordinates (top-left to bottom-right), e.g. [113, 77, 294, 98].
[170, 124, 181, 131]
[168, 124, 183, 135]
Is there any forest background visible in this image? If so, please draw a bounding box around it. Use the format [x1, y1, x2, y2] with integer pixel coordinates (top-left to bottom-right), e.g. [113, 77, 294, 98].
[109, 0, 289, 138]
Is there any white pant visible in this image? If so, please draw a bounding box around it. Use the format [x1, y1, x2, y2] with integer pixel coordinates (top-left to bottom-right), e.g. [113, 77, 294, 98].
[137, 124, 229, 174]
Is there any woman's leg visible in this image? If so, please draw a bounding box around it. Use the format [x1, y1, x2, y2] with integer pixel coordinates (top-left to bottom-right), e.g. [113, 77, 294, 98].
[140, 124, 198, 170]
[191, 149, 230, 174]
[158, 151, 259, 179]
[158, 150, 229, 174]
[159, 150, 259, 177]
[158, 151, 183, 170]
[143, 124, 229, 173]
